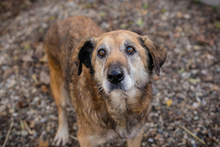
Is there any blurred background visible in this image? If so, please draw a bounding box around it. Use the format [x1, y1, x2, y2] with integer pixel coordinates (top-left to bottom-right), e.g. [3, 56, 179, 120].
[0, 0, 220, 146]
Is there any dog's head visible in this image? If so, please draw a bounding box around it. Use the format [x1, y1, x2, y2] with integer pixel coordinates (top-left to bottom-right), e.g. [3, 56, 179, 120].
[78, 30, 167, 95]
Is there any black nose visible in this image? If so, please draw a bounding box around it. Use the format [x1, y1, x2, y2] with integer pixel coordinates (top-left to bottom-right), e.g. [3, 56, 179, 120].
[107, 67, 124, 84]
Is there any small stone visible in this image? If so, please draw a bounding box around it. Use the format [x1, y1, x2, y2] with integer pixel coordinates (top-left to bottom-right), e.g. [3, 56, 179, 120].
[87, 9, 98, 18]
[193, 45, 201, 50]
[7, 80, 16, 88]
[182, 81, 190, 90]
[192, 102, 199, 108]
[184, 14, 190, 19]
[12, 113, 18, 117]
[157, 128, 163, 134]
[100, 22, 110, 30]
[201, 100, 207, 105]
[193, 116, 199, 120]
[0, 105, 6, 112]
[153, 75, 160, 81]
[176, 12, 182, 18]
[186, 44, 192, 51]
[212, 85, 219, 91]
[142, 142, 146, 146]
[191, 139, 196, 145]
[40, 71, 50, 85]
[21, 130, 28, 137]
[30, 121, 35, 128]
[46, 126, 51, 132]
[41, 85, 49, 92]
[154, 133, 162, 140]
[34, 97, 40, 102]
[41, 118, 47, 123]
[176, 93, 185, 99]
[148, 138, 154, 143]
[202, 75, 213, 82]
[31, 88, 37, 94]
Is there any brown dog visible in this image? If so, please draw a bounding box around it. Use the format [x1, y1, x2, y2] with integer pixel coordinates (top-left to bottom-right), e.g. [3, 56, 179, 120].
[44, 15, 167, 146]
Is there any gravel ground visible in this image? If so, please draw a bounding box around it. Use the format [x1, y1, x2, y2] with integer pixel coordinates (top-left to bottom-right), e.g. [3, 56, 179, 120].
[0, 0, 220, 146]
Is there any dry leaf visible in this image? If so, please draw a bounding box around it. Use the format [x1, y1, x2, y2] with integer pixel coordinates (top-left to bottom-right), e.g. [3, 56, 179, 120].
[3, 68, 14, 80]
[166, 99, 172, 107]
[35, 43, 44, 55]
[153, 75, 160, 81]
[31, 74, 38, 83]
[38, 140, 48, 147]
[41, 85, 49, 92]
[30, 121, 35, 128]
[39, 54, 48, 63]
[39, 71, 50, 85]
[212, 85, 219, 91]
[21, 54, 33, 62]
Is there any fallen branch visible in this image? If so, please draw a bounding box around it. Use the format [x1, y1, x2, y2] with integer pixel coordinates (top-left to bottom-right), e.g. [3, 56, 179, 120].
[70, 135, 78, 141]
[23, 120, 33, 135]
[179, 124, 206, 145]
[2, 121, 14, 147]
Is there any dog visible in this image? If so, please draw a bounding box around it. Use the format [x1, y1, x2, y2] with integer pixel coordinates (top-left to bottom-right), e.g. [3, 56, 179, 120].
[44, 15, 167, 147]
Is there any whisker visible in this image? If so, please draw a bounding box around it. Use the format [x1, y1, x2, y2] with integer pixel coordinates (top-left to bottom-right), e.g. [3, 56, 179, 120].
[93, 82, 103, 95]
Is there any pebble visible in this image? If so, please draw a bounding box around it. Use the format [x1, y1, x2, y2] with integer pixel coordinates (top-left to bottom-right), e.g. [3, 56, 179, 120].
[100, 22, 110, 30]
[201, 100, 207, 105]
[193, 45, 201, 50]
[12, 113, 18, 117]
[21, 130, 28, 137]
[184, 14, 190, 19]
[142, 142, 146, 146]
[41, 118, 47, 123]
[148, 138, 154, 143]
[193, 116, 199, 120]
[0, 105, 6, 112]
[157, 128, 163, 134]
[192, 102, 199, 108]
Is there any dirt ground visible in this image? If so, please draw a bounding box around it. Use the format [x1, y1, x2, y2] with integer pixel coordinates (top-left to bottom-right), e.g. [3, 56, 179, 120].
[0, 0, 220, 146]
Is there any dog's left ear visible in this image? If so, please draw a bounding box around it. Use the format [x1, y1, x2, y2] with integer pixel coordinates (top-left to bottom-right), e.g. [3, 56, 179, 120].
[78, 38, 95, 75]
[140, 36, 167, 76]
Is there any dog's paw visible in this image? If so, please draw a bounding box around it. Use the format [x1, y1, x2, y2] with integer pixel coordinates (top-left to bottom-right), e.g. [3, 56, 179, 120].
[54, 126, 69, 146]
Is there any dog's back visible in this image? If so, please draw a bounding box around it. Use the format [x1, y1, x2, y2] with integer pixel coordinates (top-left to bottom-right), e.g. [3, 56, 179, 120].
[44, 16, 103, 74]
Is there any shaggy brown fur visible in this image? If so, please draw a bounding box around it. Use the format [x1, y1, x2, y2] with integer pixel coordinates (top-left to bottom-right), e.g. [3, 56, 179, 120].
[44, 15, 167, 147]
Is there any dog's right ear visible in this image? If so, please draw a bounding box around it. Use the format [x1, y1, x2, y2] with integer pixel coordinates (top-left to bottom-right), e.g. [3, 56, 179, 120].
[78, 38, 95, 75]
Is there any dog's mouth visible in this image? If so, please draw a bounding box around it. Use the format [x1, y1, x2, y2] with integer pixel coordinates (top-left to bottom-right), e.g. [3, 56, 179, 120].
[109, 83, 125, 93]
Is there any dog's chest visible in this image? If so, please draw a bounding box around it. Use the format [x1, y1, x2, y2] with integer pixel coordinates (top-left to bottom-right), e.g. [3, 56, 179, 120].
[98, 120, 144, 145]
[115, 121, 144, 139]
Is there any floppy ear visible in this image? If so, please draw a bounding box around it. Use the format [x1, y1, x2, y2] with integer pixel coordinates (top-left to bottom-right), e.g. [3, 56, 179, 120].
[78, 38, 95, 75]
[141, 36, 167, 76]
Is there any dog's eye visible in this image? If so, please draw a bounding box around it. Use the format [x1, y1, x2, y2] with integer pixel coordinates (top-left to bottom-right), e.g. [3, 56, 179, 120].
[126, 46, 135, 55]
[98, 49, 106, 57]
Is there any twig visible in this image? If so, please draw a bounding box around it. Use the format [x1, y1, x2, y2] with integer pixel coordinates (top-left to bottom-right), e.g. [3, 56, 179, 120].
[70, 135, 78, 141]
[2, 121, 14, 147]
[23, 120, 33, 135]
[31, 74, 38, 83]
[179, 124, 206, 145]
[20, 120, 24, 130]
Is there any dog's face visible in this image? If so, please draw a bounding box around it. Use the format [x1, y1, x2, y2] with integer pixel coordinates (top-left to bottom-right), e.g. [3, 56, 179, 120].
[78, 30, 167, 95]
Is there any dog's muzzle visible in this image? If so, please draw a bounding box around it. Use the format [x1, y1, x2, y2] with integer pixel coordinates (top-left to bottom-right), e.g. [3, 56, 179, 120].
[107, 65, 124, 84]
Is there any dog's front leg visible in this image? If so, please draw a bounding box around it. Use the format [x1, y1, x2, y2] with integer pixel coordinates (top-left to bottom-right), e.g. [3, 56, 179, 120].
[127, 130, 144, 147]
[78, 134, 99, 147]
[78, 126, 107, 147]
